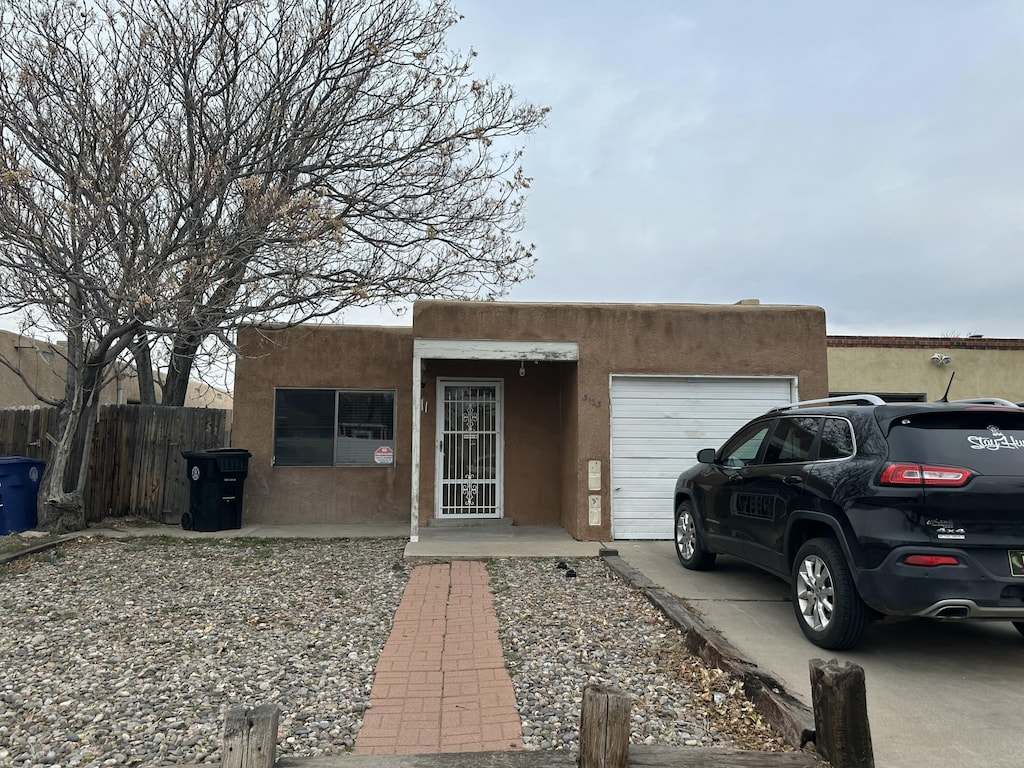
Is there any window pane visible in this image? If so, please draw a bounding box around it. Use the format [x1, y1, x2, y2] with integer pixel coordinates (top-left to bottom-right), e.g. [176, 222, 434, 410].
[720, 422, 771, 468]
[764, 417, 819, 464]
[886, 411, 1024, 473]
[819, 418, 855, 460]
[274, 389, 335, 466]
[337, 391, 396, 466]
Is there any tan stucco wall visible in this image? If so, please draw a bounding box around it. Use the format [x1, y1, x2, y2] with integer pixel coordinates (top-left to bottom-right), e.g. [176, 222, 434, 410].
[233, 324, 413, 525]
[828, 341, 1024, 403]
[0, 332, 66, 407]
[0, 329, 232, 409]
[233, 301, 828, 536]
[414, 301, 829, 540]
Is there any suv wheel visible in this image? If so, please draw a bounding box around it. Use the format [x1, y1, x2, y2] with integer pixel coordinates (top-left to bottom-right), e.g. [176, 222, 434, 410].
[674, 501, 716, 570]
[791, 538, 869, 650]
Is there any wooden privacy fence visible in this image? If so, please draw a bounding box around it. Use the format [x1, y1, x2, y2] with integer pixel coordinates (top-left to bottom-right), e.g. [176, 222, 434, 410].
[0, 404, 232, 524]
[0, 405, 58, 461]
[88, 405, 232, 523]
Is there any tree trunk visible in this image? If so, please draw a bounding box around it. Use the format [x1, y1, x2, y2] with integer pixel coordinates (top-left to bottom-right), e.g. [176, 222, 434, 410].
[37, 394, 86, 532]
[131, 335, 157, 405]
[39, 490, 85, 533]
[37, 353, 106, 532]
[162, 333, 201, 406]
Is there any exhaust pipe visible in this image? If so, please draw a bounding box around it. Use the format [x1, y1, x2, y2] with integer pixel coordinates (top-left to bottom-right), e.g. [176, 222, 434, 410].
[935, 606, 970, 619]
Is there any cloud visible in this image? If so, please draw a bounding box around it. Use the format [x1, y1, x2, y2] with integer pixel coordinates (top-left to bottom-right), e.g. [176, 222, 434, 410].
[350, 1, 1024, 339]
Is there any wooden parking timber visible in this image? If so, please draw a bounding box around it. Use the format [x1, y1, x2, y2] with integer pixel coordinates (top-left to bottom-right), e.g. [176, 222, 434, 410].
[206, 571, 876, 768]
[208, 691, 820, 768]
[579, 685, 631, 768]
[221, 705, 279, 768]
[808, 659, 874, 768]
[599, 552, 817, 749]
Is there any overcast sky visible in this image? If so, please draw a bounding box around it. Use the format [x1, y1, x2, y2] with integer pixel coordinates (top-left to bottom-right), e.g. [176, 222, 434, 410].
[354, 0, 1024, 338]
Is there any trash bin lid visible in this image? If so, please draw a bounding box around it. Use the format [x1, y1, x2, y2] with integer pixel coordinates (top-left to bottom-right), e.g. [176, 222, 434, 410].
[182, 448, 251, 458]
[0, 456, 45, 464]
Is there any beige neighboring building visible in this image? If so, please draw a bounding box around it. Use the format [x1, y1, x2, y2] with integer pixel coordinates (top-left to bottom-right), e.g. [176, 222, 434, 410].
[828, 335, 1024, 403]
[232, 299, 829, 541]
[0, 329, 232, 409]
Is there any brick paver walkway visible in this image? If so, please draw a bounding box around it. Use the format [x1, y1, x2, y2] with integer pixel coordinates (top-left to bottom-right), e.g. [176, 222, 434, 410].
[353, 561, 524, 755]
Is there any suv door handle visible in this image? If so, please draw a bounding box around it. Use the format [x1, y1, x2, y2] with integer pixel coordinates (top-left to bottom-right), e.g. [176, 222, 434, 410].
[783, 475, 802, 485]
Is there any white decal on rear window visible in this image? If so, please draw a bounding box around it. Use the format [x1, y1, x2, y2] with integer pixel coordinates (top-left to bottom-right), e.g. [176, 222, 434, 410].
[968, 434, 1024, 450]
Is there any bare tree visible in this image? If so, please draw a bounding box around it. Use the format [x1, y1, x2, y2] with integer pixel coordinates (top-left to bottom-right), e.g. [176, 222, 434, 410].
[0, 0, 546, 529]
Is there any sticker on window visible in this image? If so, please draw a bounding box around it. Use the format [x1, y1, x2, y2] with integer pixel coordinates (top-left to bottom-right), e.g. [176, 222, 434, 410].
[968, 426, 1024, 451]
[374, 446, 394, 465]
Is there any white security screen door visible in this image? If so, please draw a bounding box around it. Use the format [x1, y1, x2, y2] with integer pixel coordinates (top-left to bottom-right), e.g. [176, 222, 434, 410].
[436, 381, 503, 518]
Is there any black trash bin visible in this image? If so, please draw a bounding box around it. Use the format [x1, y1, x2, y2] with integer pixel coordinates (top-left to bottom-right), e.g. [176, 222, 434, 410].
[181, 448, 251, 532]
[0, 457, 46, 535]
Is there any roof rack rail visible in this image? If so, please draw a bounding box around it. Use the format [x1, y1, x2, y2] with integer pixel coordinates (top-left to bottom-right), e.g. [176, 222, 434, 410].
[771, 394, 886, 413]
[949, 397, 1021, 408]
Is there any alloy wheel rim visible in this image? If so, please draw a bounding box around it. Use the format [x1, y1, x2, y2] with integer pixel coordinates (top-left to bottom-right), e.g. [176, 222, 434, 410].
[796, 554, 834, 631]
[676, 511, 696, 560]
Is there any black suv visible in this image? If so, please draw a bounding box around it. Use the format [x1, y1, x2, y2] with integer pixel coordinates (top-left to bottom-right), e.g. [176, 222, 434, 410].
[673, 395, 1024, 649]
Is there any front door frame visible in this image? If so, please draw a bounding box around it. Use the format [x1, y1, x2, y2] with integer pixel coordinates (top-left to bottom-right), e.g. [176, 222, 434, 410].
[435, 378, 504, 519]
[410, 339, 580, 541]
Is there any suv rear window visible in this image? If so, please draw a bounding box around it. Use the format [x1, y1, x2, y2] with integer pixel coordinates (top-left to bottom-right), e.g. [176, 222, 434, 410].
[885, 411, 1024, 474]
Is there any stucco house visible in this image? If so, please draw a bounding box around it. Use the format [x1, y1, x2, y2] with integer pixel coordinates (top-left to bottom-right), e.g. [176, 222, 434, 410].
[232, 299, 829, 541]
[828, 335, 1024, 404]
[0, 328, 233, 409]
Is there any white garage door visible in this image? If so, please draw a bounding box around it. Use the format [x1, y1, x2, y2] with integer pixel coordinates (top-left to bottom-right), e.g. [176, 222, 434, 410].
[610, 376, 796, 540]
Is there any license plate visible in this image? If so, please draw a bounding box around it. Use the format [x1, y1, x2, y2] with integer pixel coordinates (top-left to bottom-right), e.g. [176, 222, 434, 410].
[1010, 550, 1024, 578]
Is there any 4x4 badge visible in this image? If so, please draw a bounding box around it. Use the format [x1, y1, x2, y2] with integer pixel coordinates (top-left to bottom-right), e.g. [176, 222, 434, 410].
[926, 519, 966, 540]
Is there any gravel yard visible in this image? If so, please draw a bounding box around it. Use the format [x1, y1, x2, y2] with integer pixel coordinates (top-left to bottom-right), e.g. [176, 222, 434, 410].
[0, 535, 790, 766]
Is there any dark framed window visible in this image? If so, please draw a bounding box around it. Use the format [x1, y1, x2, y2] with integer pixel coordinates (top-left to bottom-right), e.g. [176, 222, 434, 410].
[763, 417, 819, 465]
[819, 417, 855, 460]
[274, 389, 396, 467]
[719, 421, 772, 468]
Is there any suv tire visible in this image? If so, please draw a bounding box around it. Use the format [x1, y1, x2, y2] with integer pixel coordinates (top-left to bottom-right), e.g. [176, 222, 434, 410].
[674, 501, 716, 570]
[791, 538, 869, 650]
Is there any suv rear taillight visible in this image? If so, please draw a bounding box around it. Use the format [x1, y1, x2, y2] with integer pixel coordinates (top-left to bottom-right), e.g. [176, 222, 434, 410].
[879, 463, 974, 487]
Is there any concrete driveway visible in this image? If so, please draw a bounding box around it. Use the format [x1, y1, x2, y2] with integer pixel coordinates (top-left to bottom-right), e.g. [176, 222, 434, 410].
[616, 541, 1024, 768]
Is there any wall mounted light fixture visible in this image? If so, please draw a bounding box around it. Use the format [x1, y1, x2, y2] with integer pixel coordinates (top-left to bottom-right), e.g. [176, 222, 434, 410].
[930, 353, 952, 366]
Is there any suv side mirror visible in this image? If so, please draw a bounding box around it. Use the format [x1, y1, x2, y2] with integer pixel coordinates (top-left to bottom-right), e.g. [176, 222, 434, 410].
[697, 448, 717, 464]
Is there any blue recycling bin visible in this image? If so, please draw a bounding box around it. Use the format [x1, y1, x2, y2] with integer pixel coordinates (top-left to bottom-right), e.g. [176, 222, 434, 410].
[0, 457, 46, 535]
